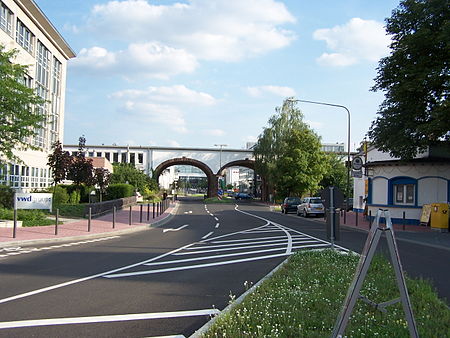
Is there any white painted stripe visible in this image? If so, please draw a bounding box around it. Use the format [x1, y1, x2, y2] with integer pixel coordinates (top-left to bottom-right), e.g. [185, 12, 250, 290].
[200, 222, 271, 243]
[201, 232, 214, 239]
[215, 223, 219, 228]
[105, 253, 290, 278]
[195, 237, 312, 249]
[211, 234, 307, 244]
[148, 335, 185, 338]
[0, 309, 219, 330]
[163, 224, 189, 233]
[214, 217, 219, 221]
[7, 252, 21, 256]
[178, 240, 319, 255]
[0, 243, 195, 305]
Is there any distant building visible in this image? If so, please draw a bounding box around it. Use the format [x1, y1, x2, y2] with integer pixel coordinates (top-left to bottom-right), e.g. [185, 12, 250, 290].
[353, 143, 450, 225]
[321, 143, 345, 154]
[0, 0, 75, 190]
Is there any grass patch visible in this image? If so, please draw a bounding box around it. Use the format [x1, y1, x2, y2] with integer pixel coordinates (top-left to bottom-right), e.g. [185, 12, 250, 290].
[204, 250, 450, 337]
[204, 197, 236, 204]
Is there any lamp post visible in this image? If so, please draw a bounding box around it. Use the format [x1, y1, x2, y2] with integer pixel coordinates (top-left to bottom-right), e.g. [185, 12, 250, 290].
[214, 144, 227, 172]
[287, 98, 351, 203]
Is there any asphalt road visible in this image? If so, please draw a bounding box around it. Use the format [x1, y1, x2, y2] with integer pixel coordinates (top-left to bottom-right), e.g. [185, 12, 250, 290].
[0, 199, 448, 337]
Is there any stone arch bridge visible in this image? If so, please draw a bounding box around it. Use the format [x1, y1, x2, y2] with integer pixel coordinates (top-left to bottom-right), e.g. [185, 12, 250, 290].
[64, 144, 256, 197]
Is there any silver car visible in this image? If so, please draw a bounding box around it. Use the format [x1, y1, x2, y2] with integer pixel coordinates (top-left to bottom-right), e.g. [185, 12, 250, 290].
[297, 197, 325, 217]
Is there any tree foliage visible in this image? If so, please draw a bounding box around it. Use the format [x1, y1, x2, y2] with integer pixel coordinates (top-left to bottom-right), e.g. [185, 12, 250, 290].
[369, 0, 450, 159]
[0, 45, 45, 163]
[93, 167, 111, 202]
[320, 153, 348, 195]
[67, 136, 93, 186]
[254, 98, 327, 198]
[110, 163, 158, 193]
[47, 141, 72, 186]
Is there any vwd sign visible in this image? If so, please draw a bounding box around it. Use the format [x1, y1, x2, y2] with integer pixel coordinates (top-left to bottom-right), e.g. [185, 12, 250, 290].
[14, 193, 53, 211]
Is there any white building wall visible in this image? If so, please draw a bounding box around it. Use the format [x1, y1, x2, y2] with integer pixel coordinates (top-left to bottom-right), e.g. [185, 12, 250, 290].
[371, 177, 388, 205]
[418, 177, 448, 205]
[0, 0, 74, 191]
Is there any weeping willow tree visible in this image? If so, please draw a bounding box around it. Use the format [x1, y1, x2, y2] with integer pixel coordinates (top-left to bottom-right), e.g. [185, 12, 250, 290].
[254, 98, 327, 200]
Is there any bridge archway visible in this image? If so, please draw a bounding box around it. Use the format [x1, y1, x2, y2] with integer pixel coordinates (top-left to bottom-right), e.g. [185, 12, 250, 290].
[217, 159, 255, 176]
[153, 157, 217, 198]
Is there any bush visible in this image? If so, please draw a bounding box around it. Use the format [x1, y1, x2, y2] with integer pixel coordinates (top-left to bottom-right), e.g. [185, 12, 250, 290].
[59, 184, 94, 204]
[51, 185, 70, 206]
[69, 190, 80, 204]
[106, 183, 134, 200]
[53, 204, 85, 218]
[0, 207, 47, 221]
[0, 185, 14, 208]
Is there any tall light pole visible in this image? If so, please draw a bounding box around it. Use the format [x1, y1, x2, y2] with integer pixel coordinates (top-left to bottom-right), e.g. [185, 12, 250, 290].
[214, 144, 228, 172]
[287, 98, 351, 202]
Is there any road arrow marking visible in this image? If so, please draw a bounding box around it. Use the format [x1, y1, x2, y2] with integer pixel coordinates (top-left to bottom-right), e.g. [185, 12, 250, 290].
[163, 224, 189, 233]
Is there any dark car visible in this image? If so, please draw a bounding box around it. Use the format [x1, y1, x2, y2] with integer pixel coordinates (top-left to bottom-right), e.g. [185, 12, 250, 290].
[281, 197, 301, 214]
[235, 192, 252, 200]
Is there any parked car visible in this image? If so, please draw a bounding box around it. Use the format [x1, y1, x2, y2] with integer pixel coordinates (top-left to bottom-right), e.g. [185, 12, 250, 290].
[281, 197, 302, 214]
[235, 192, 252, 200]
[297, 197, 325, 217]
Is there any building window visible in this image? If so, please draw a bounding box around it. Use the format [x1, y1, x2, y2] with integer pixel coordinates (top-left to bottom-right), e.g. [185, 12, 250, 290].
[16, 20, 34, 54]
[96, 152, 102, 157]
[389, 177, 417, 206]
[88, 152, 94, 157]
[105, 152, 110, 161]
[0, 1, 13, 36]
[50, 57, 62, 144]
[138, 153, 143, 164]
[121, 153, 127, 163]
[394, 184, 415, 204]
[113, 153, 119, 163]
[130, 153, 135, 164]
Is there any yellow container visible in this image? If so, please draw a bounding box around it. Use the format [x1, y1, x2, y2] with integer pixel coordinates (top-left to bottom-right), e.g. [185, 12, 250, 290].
[430, 203, 449, 230]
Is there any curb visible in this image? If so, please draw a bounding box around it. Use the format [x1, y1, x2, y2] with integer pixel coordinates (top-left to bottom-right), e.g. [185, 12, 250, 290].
[0, 202, 179, 248]
[190, 256, 290, 337]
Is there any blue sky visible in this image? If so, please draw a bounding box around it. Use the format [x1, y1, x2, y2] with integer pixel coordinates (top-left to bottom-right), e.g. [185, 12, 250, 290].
[35, 0, 400, 150]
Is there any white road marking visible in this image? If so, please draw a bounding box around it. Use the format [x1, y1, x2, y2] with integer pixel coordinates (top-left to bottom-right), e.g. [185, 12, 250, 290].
[163, 224, 189, 233]
[183, 211, 192, 214]
[214, 217, 219, 221]
[201, 232, 214, 239]
[215, 223, 219, 228]
[148, 335, 185, 338]
[178, 240, 319, 255]
[104, 253, 290, 278]
[0, 309, 219, 330]
[210, 234, 308, 244]
[0, 243, 195, 305]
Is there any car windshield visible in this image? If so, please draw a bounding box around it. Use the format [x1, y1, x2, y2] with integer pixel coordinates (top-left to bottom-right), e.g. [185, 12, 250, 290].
[310, 198, 322, 204]
[286, 197, 301, 203]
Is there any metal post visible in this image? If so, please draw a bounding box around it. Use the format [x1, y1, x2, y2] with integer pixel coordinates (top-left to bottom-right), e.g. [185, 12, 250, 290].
[355, 210, 358, 227]
[147, 203, 150, 221]
[153, 202, 155, 218]
[13, 208, 17, 238]
[369, 210, 372, 228]
[129, 205, 132, 225]
[140, 204, 143, 223]
[55, 209, 59, 235]
[330, 187, 335, 249]
[343, 209, 346, 224]
[113, 206, 116, 229]
[403, 211, 406, 231]
[88, 207, 91, 232]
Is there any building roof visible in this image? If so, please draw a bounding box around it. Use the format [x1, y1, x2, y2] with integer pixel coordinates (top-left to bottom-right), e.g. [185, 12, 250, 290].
[16, 0, 76, 59]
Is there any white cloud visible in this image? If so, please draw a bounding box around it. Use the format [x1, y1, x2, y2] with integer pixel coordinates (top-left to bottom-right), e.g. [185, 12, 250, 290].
[204, 129, 226, 137]
[313, 18, 390, 67]
[83, 0, 296, 62]
[168, 140, 181, 147]
[246, 85, 296, 98]
[111, 85, 217, 134]
[112, 85, 216, 106]
[70, 43, 198, 79]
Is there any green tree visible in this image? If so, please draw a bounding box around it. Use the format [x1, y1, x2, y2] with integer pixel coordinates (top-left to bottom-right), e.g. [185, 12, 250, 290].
[0, 45, 45, 163]
[320, 153, 348, 194]
[369, 0, 450, 159]
[47, 141, 72, 188]
[93, 168, 111, 202]
[110, 163, 158, 193]
[254, 98, 327, 198]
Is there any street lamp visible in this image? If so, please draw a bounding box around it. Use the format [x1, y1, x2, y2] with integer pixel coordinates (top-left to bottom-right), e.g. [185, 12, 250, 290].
[214, 144, 228, 171]
[287, 98, 351, 203]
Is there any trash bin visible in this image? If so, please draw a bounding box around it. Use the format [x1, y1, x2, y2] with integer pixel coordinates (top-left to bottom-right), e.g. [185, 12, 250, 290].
[430, 203, 449, 231]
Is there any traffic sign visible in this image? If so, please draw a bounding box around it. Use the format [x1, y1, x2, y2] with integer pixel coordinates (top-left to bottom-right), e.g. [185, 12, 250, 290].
[320, 186, 344, 209]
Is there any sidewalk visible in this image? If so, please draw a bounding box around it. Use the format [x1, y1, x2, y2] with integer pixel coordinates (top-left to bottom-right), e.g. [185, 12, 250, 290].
[0, 202, 178, 248]
[338, 210, 450, 251]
